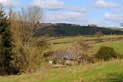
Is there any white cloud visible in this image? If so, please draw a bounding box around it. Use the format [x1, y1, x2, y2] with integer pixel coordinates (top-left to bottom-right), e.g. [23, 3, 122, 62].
[65, 7, 86, 13]
[32, 0, 86, 13]
[55, 12, 82, 20]
[44, 11, 87, 25]
[45, 12, 83, 21]
[104, 13, 123, 22]
[44, 11, 88, 24]
[33, 0, 64, 9]
[95, 0, 119, 8]
[0, 0, 17, 7]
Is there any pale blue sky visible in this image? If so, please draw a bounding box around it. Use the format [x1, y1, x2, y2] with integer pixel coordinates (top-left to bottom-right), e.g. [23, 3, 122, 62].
[0, 0, 123, 27]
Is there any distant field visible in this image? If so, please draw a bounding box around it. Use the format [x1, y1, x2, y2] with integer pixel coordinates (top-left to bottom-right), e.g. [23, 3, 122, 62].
[47, 35, 123, 51]
[49, 35, 123, 43]
[0, 60, 123, 82]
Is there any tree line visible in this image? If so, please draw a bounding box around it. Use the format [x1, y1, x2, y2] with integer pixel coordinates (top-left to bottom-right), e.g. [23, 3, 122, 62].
[34, 23, 123, 37]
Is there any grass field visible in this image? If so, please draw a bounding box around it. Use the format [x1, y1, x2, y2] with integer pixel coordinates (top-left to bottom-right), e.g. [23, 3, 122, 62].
[49, 35, 123, 43]
[0, 35, 123, 82]
[0, 60, 123, 82]
[48, 35, 123, 52]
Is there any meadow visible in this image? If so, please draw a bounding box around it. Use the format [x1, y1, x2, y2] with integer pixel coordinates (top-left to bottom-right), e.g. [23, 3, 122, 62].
[0, 35, 123, 82]
[48, 35, 123, 53]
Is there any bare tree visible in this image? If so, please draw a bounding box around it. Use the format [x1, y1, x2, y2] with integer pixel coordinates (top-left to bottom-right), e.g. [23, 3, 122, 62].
[17, 6, 43, 46]
[8, 7, 44, 73]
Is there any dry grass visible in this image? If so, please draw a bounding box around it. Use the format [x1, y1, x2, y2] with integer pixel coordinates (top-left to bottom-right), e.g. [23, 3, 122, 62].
[0, 59, 123, 82]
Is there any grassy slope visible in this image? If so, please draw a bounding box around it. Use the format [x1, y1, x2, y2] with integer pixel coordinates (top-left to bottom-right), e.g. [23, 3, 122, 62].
[0, 60, 123, 82]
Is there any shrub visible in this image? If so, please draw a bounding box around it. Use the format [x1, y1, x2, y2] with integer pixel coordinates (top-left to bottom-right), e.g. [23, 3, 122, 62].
[95, 46, 117, 61]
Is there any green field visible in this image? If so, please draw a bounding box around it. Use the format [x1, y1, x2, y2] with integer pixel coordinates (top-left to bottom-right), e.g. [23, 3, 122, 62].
[48, 35, 123, 52]
[0, 35, 123, 82]
[0, 60, 123, 82]
[49, 35, 123, 44]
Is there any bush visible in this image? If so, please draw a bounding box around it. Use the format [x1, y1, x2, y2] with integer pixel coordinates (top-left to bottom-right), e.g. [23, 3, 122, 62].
[95, 46, 117, 61]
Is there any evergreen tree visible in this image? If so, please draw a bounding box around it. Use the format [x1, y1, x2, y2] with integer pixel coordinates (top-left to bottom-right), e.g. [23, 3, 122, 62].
[0, 8, 14, 75]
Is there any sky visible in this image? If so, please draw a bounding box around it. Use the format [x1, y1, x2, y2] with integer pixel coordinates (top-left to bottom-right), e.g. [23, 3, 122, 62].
[0, 0, 123, 27]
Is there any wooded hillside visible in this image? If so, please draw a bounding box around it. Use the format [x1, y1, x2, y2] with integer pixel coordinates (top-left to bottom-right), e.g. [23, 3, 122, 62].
[34, 23, 123, 36]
